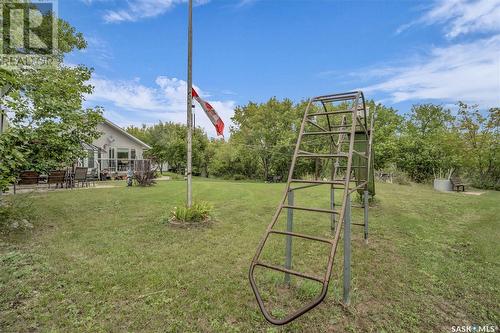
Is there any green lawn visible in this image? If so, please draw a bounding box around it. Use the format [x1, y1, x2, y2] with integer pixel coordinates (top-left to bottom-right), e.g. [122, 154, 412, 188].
[1, 180, 499, 332]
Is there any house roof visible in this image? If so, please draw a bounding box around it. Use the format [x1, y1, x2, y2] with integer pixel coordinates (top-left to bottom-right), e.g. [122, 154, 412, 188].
[102, 118, 151, 149]
[81, 141, 101, 151]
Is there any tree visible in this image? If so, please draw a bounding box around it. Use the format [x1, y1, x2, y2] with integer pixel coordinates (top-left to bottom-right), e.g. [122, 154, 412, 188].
[0, 69, 24, 192]
[366, 100, 403, 170]
[455, 103, 499, 189]
[127, 123, 171, 174]
[207, 139, 261, 179]
[231, 97, 301, 180]
[396, 104, 456, 182]
[126, 122, 209, 175]
[0, 7, 103, 192]
[5, 66, 103, 172]
[124, 124, 150, 144]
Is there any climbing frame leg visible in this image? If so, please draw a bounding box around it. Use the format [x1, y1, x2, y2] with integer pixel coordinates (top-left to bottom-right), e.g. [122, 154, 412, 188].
[330, 186, 335, 231]
[284, 190, 294, 285]
[364, 190, 369, 242]
[343, 193, 351, 306]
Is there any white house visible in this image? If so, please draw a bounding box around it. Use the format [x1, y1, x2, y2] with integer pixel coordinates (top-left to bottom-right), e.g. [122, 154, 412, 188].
[83, 119, 151, 175]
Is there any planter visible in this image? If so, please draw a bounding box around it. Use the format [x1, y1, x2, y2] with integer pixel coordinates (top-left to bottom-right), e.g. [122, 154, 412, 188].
[434, 179, 452, 192]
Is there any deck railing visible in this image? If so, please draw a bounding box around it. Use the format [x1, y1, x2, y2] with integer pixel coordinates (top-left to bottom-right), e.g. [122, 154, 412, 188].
[97, 159, 152, 173]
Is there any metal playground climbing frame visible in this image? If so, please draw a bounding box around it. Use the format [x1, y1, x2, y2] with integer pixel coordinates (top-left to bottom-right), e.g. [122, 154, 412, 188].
[249, 91, 376, 325]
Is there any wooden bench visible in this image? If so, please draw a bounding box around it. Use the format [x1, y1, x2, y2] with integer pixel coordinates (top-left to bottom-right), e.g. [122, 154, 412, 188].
[13, 171, 40, 194]
[266, 175, 283, 183]
[450, 176, 466, 192]
[47, 170, 67, 189]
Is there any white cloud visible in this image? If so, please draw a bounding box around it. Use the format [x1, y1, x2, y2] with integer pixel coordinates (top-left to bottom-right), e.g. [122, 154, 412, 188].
[79, 36, 114, 69]
[100, 0, 210, 23]
[362, 36, 500, 108]
[235, 0, 259, 8]
[398, 0, 500, 38]
[86, 75, 236, 137]
[360, 0, 500, 108]
[88, 76, 165, 111]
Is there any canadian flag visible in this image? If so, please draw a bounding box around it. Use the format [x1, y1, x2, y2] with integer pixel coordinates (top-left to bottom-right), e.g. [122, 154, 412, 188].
[192, 88, 224, 137]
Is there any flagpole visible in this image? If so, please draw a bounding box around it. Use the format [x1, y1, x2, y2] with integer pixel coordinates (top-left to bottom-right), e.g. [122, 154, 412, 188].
[186, 0, 193, 207]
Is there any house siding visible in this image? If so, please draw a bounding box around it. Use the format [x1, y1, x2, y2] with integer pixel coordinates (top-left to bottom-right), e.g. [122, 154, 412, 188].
[93, 122, 147, 160]
[81, 120, 150, 174]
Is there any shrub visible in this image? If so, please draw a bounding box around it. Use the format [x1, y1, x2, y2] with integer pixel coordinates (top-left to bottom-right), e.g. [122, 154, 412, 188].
[393, 171, 411, 185]
[233, 174, 246, 181]
[133, 160, 157, 186]
[133, 170, 157, 187]
[471, 177, 500, 191]
[166, 172, 182, 180]
[166, 202, 213, 224]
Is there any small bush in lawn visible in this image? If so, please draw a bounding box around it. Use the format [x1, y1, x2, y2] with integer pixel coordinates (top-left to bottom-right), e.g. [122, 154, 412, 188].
[167, 202, 213, 225]
[134, 170, 157, 186]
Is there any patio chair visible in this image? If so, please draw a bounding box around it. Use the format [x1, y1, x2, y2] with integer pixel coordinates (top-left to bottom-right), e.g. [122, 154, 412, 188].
[47, 170, 67, 189]
[450, 176, 467, 192]
[13, 171, 40, 194]
[86, 169, 99, 187]
[74, 167, 89, 188]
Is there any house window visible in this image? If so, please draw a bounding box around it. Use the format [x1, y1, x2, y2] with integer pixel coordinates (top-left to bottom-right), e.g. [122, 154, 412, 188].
[109, 147, 115, 159]
[117, 148, 129, 160]
[131, 149, 136, 160]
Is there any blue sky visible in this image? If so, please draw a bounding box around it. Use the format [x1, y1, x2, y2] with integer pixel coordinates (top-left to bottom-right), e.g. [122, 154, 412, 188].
[62, 0, 500, 136]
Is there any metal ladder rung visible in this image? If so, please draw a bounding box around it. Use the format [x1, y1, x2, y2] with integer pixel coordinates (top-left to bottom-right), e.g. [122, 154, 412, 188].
[254, 261, 324, 283]
[305, 121, 351, 133]
[307, 110, 354, 117]
[290, 179, 345, 185]
[324, 124, 353, 129]
[269, 230, 333, 244]
[297, 153, 348, 158]
[352, 223, 366, 227]
[282, 204, 340, 215]
[302, 130, 351, 136]
[298, 150, 318, 155]
[313, 92, 359, 102]
[352, 150, 368, 159]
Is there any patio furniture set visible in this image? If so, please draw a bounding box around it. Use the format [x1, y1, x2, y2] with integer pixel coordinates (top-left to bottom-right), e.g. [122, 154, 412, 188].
[12, 167, 98, 194]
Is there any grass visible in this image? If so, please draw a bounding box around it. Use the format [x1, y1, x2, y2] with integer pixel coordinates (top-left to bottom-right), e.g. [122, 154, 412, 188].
[1, 179, 499, 332]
